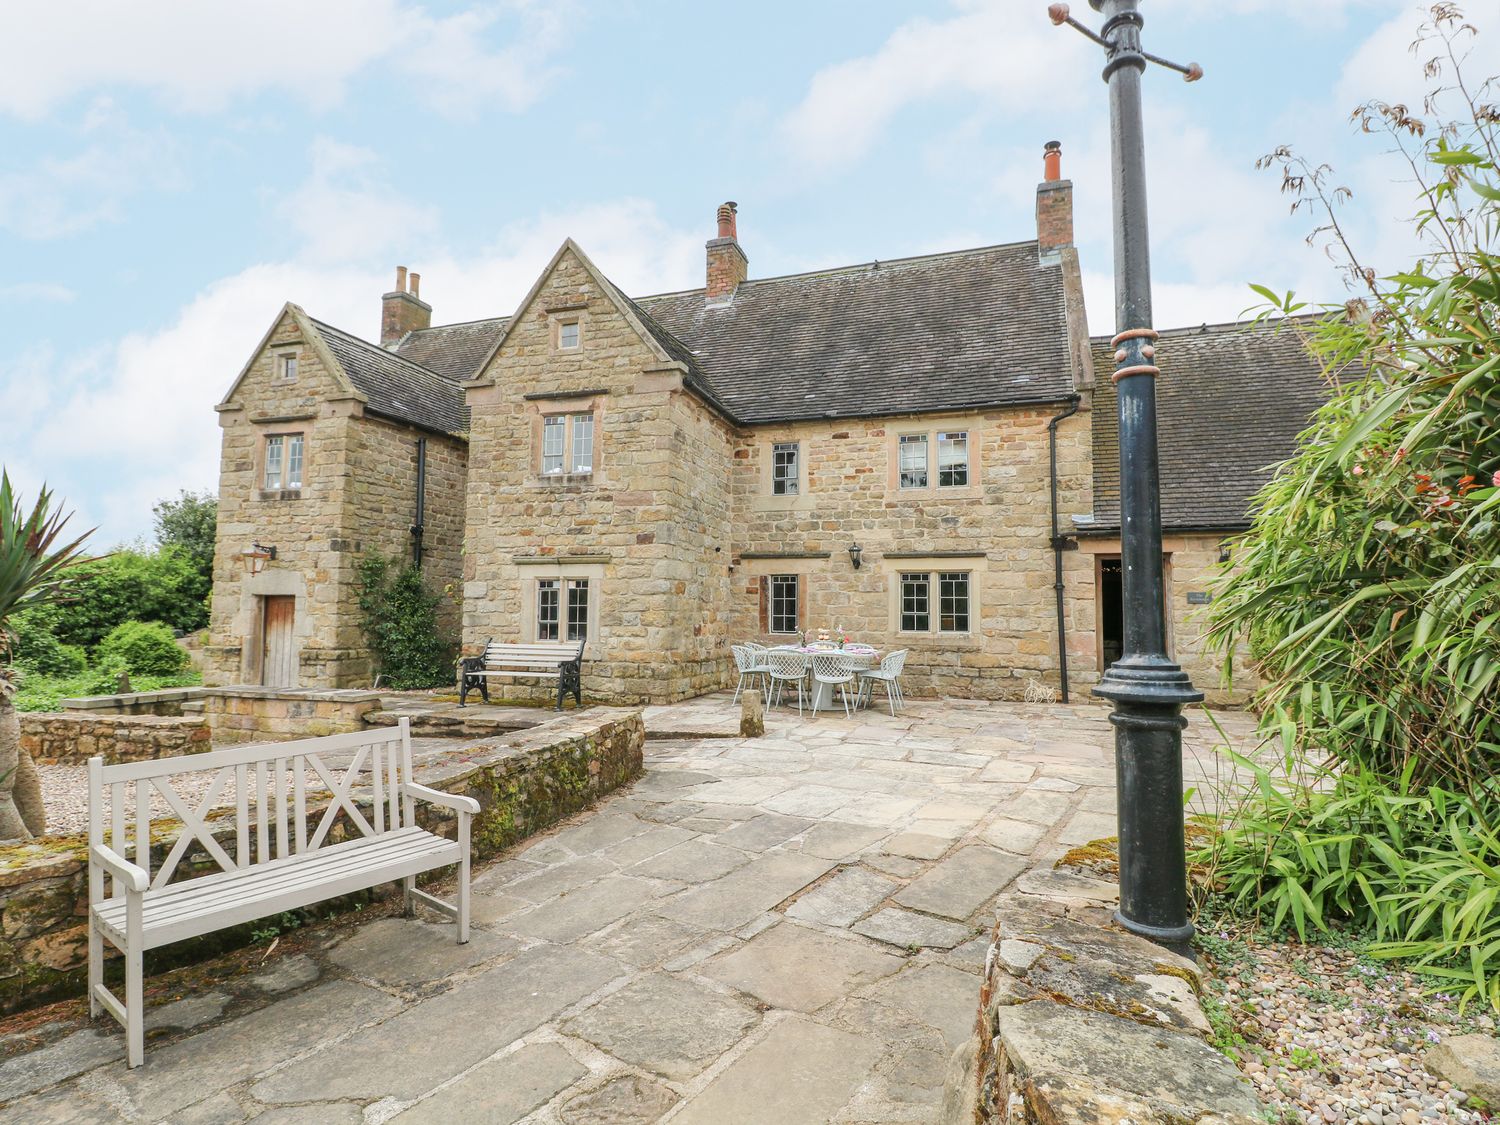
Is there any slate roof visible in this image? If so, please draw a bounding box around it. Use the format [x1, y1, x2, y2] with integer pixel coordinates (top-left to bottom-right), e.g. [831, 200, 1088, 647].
[395, 317, 508, 384]
[636, 242, 1075, 424]
[312, 319, 469, 436]
[1086, 319, 1331, 533]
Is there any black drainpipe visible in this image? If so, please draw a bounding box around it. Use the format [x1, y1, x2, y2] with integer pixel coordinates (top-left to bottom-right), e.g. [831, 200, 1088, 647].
[1048, 395, 1082, 703]
[411, 438, 427, 567]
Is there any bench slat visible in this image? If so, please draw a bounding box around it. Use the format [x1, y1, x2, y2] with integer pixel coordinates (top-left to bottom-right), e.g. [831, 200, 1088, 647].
[97, 726, 406, 785]
[93, 828, 458, 950]
[106, 829, 446, 929]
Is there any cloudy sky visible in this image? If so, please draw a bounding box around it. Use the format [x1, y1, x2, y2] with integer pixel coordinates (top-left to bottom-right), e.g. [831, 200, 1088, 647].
[1, 0, 1493, 546]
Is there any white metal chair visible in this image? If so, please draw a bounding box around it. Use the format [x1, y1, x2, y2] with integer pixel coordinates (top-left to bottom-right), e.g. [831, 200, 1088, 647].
[764, 649, 811, 716]
[731, 644, 770, 704]
[857, 649, 908, 716]
[810, 652, 857, 718]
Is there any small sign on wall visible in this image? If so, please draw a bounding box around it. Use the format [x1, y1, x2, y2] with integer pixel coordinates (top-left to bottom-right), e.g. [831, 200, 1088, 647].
[1186, 591, 1212, 605]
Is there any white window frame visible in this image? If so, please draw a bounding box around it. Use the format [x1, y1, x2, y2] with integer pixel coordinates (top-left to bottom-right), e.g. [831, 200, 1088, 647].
[541, 412, 594, 477]
[898, 434, 929, 489]
[537, 577, 589, 642]
[558, 319, 581, 351]
[937, 431, 969, 487]
[263, 433, 304, 491]
[277, 353, 298, 382]
[768, 574, 800, 635]
[899, 572, 931, 632]
[897, 570, 972, 635]
[771, 443, 799, 496]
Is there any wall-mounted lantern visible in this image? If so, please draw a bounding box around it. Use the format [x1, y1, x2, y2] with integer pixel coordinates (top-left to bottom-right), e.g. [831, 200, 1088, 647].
[847, 542, 863, 570]
[240, 543, 278, 576]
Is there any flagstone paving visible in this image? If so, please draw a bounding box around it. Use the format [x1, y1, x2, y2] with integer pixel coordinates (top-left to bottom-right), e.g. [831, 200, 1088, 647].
[0, 695, 1260, 1123]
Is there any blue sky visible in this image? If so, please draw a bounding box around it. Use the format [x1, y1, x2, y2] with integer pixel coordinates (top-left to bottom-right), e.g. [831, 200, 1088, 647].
[1, 1, 1492, 546]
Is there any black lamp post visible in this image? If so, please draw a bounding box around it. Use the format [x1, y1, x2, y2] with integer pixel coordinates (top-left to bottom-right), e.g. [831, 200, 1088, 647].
[1051, 0, 1204, 945]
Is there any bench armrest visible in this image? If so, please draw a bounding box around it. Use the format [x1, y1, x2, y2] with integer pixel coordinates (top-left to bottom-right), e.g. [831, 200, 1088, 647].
[90, 844, 148, 894]
[401, 783, 481, 817]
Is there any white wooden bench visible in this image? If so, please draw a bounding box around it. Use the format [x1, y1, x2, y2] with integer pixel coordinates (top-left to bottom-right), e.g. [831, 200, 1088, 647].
[458, 638, 585, 710]
[87, 718, 479, 1067]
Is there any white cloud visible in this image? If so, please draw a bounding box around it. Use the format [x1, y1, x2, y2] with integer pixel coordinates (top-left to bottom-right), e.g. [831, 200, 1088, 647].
[1336, 3, 1500, 113]
[3, 199, 701, 546]
[0, 0, 569, 121]
[0, 282, 75, 303]
[0, 105, 185, 238]
[781, 0, 1094, 169]
[277, 139, 439, 264]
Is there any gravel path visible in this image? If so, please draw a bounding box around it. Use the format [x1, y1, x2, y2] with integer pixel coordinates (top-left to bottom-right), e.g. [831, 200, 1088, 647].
[1200, 927, 1488, 1123]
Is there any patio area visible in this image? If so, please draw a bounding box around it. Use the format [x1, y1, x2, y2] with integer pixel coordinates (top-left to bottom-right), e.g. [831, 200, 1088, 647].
[0, 694, 1261, 1124]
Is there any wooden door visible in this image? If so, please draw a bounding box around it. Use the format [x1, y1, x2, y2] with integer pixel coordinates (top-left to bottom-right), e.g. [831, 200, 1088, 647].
[261, 596, 296, 687]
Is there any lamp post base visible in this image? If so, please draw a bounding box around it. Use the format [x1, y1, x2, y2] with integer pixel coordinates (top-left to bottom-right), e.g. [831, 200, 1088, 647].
[1095, 656, 1204, 945]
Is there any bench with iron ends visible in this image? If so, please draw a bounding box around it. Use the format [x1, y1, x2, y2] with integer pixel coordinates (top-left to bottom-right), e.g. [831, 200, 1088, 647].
[87, 718, 478, 1067]
[458, 639, 585, 710]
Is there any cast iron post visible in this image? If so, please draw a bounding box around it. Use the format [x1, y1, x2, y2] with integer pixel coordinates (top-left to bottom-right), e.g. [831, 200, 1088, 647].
[1052, 0, 1203, 944]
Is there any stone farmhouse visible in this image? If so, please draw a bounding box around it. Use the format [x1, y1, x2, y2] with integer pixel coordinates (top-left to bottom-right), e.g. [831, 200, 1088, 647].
[206, 145, 1326, 704]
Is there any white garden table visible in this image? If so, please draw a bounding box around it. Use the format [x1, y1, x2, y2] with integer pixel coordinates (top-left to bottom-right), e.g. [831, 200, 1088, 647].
[768, 645, 879, 713]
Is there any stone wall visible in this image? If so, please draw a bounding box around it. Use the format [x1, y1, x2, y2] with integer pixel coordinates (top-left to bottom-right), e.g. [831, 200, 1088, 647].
[350, 415, 468, 653]
[19, 714, 211, 766]
[0, 708, 643, 1014]
[728, 403, 1093, 700]
[201, 687, 383, 743]
[207, 304, 470, 691]
[461, 245, 737, 704]
[58, 687, 208, 717]
[1070, 533, 1257, 705]
[943, 864, 1261, 1123]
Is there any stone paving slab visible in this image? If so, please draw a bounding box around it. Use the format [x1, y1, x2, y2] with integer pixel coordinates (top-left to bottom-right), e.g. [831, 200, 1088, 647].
[669, 1015, 883, 1125]
[854, 907, 973, 951]
[117, 980, 401, 1120]
[499, 875, 673, 943]
[893, 844, 1027, 920]
[785, 866, 897, 927]
[561, 971, 760, 1080]
[702, 921, 905, 1013]
[796, 819, 889, 859]
[558, 1074, 679, 1124]
[250, 947, 621, 1104]
[389, 1040, 588, 1123]
[654, 852, 836, 930]
[626, 838, 750, 882]
[327, 918, 518, 988]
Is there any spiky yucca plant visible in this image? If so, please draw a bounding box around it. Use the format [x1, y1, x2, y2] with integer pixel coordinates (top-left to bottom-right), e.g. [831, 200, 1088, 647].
[0, 471, 95, 841]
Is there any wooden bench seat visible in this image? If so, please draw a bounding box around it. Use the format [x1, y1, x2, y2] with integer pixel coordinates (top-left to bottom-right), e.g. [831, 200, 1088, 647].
[88, 719, 477, 1067]
[458, 639, 585, 710]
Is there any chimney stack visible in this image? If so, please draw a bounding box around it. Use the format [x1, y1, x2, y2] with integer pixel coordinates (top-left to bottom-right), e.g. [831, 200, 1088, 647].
[381, 265, 432, 347]
[705, 201, 747, 303]
[1036, 141, 1073, 262]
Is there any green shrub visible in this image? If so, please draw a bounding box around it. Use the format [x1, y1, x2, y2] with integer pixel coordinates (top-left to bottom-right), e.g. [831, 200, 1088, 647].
[356, 554, 454, 690]
[96, 620, 188, 676]
[8, 606, 87, 676]
[1207, 14, 1500, 795]
[1193, 749, 1500, 1011]
[52, 547, 209, 648]
[11, 664, 202, 711]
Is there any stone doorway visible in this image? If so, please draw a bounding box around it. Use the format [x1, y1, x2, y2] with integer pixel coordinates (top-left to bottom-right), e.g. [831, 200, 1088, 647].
[261, 595, 297, 687]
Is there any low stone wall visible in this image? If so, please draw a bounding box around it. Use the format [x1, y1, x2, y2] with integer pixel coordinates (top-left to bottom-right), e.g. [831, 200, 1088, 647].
[59, 687, 208, 717]
[19, 713, 212, 766]
[202, 687, 383, 743]
[942, 862, 1262, 1123]
[0, 707, 643, 1015]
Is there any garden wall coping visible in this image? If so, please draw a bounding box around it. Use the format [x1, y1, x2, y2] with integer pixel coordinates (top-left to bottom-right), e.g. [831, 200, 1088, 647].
[942, 857, 1262, 1124]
